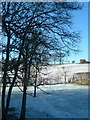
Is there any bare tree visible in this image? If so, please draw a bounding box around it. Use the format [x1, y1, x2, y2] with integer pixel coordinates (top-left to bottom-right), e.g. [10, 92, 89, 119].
[1, 2, 31, 119]
[61, 66, 69, 83]
[1, 2, 82, 120]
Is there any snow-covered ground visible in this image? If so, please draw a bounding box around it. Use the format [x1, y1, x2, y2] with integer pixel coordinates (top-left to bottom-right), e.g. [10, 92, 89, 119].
[7, 84, 88, 119]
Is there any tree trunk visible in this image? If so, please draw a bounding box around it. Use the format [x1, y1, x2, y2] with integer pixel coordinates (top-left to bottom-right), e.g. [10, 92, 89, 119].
[3, 40, 24, 119]
[34, 66, 37, 97]
[34, 78, 37, 97]
[20, 44, 28, 120]
[65, 72, 66, 84]
[19, 84, 27, 120]
[4, 74, 18, 118]
[2, 34, 10, 120]
[2, 82, 6, 120]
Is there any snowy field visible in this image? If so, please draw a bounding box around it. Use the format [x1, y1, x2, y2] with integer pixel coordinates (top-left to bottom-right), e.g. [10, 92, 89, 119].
[7, 84, 88, 119]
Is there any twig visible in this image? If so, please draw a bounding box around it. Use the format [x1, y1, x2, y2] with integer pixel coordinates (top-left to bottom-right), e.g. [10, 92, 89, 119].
[36, 86, 50, 95]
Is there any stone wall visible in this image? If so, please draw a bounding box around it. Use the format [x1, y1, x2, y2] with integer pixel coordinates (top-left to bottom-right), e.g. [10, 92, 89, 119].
[74, 72, 90, 85]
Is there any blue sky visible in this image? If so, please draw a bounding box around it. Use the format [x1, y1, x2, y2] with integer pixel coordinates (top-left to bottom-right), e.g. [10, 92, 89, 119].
[67, 2, 88, 63]
[1, 2, 88, 64]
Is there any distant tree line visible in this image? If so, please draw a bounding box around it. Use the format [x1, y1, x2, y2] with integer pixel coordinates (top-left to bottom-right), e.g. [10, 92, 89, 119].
[80, 59, 90, 64]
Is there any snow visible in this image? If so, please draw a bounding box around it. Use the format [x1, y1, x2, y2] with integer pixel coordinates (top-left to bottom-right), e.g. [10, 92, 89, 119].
[40, 64, 90, 84]
[7, 84, 88, 119]
[0, 64, 89, 118]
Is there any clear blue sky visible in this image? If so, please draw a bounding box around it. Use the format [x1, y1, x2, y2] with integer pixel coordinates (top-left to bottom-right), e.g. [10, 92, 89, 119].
[68, 2, 88, 63]
[0, 2, 88, 64]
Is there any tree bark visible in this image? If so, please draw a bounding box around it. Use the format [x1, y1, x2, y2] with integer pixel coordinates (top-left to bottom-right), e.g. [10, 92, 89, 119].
[3, 40, 24, 119]
[19, 84, 27, 120]
[2, 33, 10, 120]
[20, 44, 28, 120]
[34, 64, 37, 97]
